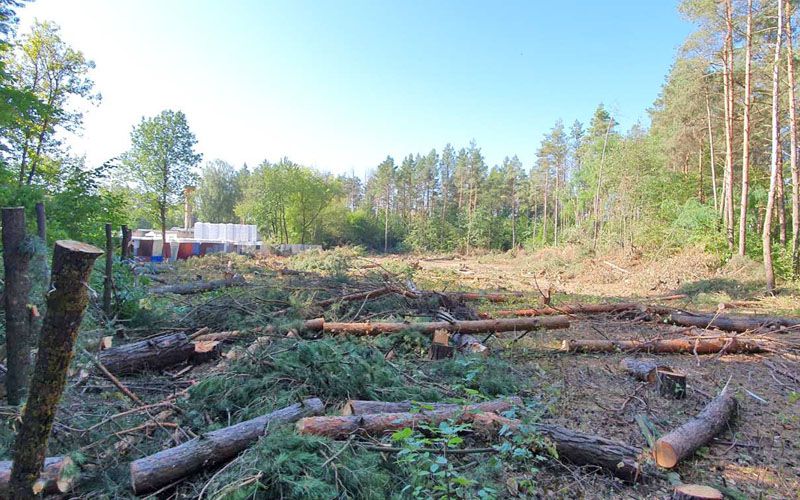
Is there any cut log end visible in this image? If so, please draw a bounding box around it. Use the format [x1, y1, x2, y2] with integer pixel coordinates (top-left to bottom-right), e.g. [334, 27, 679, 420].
[654, 440, 679, 468]
[55, 240, 104, 256]
[672, 484, 723, 500]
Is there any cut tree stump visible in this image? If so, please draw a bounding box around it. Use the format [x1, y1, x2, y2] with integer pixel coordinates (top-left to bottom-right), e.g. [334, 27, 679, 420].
[10, 240, 102, 499]
[0, 457, 75, 497]
[672, 484, 723, 500]
[304, 316, 569, 336]
[150, 275, 246, 295]
[654, 387, 737, 468]
[297, 398, 522, 439]
[429, 330, 454, 360]
[130, 398, 324, 495]
[339, 397, 521, 417]
[2, 207, 33, 405]
[561, 337, 767, 355]
[97, 333, 220, 375]
[656, 369, 687, 399]
[619, 358, 671, 383]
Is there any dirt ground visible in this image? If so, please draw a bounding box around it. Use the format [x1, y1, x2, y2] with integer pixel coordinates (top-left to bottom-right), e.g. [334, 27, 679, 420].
[374, 247, 800, 498]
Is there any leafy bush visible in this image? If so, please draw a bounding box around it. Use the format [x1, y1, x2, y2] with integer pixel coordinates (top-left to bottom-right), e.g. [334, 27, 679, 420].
[289, 246, 364, 278]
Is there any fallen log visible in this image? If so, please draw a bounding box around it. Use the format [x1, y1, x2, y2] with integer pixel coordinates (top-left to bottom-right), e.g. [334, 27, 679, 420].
[304, 316, 569, 336]
[192, 330, 242, 343]
[297, 398, 522, 439]
[619, 358, 670, 383]
[340, 397, 520, 416]
[672, 484, 723, 500]
[448, 291, 524, 303]
[654, 387, 737, 468]
[0, 456, 75, 497]
[97, 333, 221, 375]
[480, 302, 641, 319]
[313, 286, 406, 308]
[150, 275, 246, 295]
[471, 413, 652, 483]
[561, 337, 767, 355]
[663, 312, 800, 332]
[130, 398, 325, 495]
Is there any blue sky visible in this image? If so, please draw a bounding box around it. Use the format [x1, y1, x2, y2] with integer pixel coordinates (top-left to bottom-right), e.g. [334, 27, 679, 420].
[18, 0, 693, 176]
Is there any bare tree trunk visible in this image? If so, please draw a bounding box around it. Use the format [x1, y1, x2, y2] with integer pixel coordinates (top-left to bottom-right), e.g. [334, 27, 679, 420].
[384, 187, 390, 253]
[706, 93, 719, 213]
[103, 223, 113, 317]
[765, 0, 784, 294]
[121, 225, 131, 260]
[10, 240, 103, 499]
[698, 150, 705, 202]
[723, 0, 735, 250]
[778, 150, 787, 245]
[739, 0, 753, 256]
[787, 0, 800, 275]
[3, 207, 33, 406]
[592, 117, 613, 249]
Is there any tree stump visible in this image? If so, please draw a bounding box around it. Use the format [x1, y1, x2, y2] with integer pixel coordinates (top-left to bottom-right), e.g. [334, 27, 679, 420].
[10, 240, 103, 499]
[2, 207, 33, 405]
[0, 456, 75, 497]
[429, 330, 454, 360]
[672, 484, 723, 500]
[619, 358, 671, 383]
[656, 369, 687, 399]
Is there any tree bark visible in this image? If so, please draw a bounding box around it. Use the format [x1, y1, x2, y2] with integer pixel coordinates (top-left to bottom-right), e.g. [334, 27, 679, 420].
[723, 0, 735, 250]
[706, 93, 719, 213]
[738, 0, 753, 256]
[664, 311, 800, 332]
[765, 0, 784, 293]
[103, 223, 113, 317]
[2, 207, 33, 405]
[10, 240, 103, 499]
[340, 397, 521, 416]
[561, 337, 766, 355]
[787, 0, 800, 276]
[97, 332, 220, 375]
[130, 398, 325, 495]
[480, 302, 640, 318]
[150, 275, 246, 295]
[121, 225, 132, 260]
[0, 457, 75, 497]
[654, 387, 737, 468]
[619, 358, 671, 383]
[296, 398, 523, 439]
[304, 316, 569, 336]
[33, 202, 49, 292]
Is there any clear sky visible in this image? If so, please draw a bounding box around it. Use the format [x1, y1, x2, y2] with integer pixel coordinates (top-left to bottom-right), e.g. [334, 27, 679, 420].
[17, 0, 692, 176]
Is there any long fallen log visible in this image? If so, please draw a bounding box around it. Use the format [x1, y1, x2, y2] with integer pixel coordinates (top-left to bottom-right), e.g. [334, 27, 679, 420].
[654, 387, 737, 468]
[98, 333, 221, 375]
[448, 291, 524, 303]
[303, 400, 649, 482]
[150, 275, 246, 295]
[663, 312, 800, 332]
[304, 316, 569, 336]
[340, 397, 520, 416]
[0, 457, 75, 497]
[297, 398, 522, 439]
[130, 398, 324, 495]
[561, 337, 767, 355]
[480, 302, 642, 319]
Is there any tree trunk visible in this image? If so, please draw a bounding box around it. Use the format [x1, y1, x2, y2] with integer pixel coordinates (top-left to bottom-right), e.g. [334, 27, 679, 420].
[765, 0, 784, 294]
[10, 240, 103, 499]
[0, 457, 75, 497]
[34, 202, 45, 242]
[561, 337, 766, 355]
[130, 398, 325, 495]
[340, 397, 521, 417]
[664, 311, 799, 332]
[654, 387, 737, 468]
[304, 316, 569, 336]
[2, 207, 33, 405]
[121, 225, 132, 260]
[778, 150, 787, 245]
[787, 0, 800, 275]
[296, 398, 523, 439]
[480, 302, 641, 318]
[34, 202, 49, 292]
[738, 0, 753, 256]
[723, 0, 735, 250]
[103, 223, 113, 317]
[97, 332, 220, 375]
[150, 275, 246, 295]
[706, 93, 719, 213]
